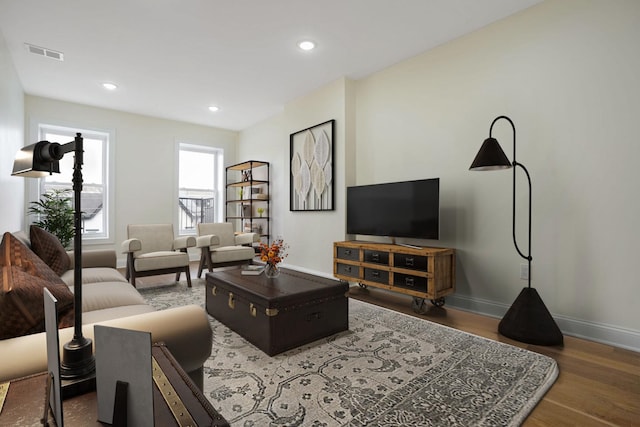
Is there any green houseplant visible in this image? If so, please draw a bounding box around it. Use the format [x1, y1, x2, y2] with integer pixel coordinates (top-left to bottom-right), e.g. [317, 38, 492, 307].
[28, 189, 75, 249]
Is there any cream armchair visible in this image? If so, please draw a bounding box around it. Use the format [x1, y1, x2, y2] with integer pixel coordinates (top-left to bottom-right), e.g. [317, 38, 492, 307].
[196, 222, 259, 278]
[122, 224, 196, 287]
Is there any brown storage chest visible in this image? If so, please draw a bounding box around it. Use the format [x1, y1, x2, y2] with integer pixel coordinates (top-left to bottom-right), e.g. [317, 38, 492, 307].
[205, 268, 349, 356]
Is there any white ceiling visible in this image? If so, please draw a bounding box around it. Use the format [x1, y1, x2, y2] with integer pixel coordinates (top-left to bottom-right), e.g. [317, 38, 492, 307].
[0, 0, 541, 131]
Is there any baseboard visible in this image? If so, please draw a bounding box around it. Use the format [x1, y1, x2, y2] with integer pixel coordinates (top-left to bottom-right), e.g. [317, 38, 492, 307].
[445, 294, 640, 353]
[283, 265, 639, 352]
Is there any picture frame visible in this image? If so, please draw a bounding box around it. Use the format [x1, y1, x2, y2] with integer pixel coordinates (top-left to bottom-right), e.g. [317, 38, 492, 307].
[290, 119, 335, 211]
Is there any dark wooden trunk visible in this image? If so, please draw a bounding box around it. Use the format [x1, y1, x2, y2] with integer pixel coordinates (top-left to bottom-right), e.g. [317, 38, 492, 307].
[206, 268, 349, 356]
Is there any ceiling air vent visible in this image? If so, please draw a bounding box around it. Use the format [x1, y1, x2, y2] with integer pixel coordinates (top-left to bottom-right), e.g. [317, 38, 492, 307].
[25, 43, 64, 61]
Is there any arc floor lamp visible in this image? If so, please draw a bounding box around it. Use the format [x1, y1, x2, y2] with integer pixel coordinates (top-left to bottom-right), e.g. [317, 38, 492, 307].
[13, 133, 96, 392]
[469, 116, 563, 346]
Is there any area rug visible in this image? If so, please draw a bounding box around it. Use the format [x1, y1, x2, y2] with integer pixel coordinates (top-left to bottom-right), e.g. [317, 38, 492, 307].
[140, 280, 558, 426]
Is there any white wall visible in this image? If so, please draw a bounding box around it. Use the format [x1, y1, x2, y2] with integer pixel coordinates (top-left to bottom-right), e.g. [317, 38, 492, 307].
[240, 0, 640, 350]
[0, 30, 25, 232]
[239, 78, 355, 274]
[24, 96, 239, 263]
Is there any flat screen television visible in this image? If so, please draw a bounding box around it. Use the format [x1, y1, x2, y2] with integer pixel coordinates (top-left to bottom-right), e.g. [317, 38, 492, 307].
[347, 178, 439, 240]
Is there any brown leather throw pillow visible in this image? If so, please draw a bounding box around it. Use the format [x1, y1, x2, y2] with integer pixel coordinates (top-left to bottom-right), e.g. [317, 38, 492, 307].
[30, 225, 71, 276]
[0, 232, 75, 340]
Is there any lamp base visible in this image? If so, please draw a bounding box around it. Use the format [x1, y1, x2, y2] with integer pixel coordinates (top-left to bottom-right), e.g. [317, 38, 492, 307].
[60, 336, 96, 398]
[498, 287, 563, 346]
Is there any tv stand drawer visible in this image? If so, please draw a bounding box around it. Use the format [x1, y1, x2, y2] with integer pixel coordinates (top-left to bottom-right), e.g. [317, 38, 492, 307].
[364, 250, 389, 265]
[364, 268, 389, 284]
[393, 273, 427, 293]
[336, 246, 359, 261]
[394, 253, 427, 271]
[336, 262, 359, 278]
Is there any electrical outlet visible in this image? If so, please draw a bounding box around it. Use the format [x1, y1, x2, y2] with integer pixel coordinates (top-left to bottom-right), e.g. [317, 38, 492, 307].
[520, 264, 529, 280]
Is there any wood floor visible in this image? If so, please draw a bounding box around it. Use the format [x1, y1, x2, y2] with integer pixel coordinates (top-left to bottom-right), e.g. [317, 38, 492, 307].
[129, 264, 639, 426]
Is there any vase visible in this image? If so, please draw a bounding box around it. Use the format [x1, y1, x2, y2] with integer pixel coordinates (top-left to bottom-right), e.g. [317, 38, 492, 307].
[264, 263, 280, 278]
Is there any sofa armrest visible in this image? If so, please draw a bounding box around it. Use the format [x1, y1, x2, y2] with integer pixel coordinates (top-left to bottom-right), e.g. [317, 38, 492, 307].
[196, 234, 220, 248]
[0, 305, 212, 388]
[235, 232, 259, 246]
[66, 249, 117, 269]
[121, 238, 142, 253]
[173, 235, 196, 250]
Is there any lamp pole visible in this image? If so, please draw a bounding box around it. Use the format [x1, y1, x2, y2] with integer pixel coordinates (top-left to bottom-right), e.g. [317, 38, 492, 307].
[60, 133, 95, 380]
[488, 116, 532, 288]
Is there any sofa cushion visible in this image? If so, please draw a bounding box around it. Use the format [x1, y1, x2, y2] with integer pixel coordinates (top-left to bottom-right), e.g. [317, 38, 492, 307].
[0, 232, 74, 340]
[60, 267, 128, 287]
[74, 281, 147, 313]
[29, 225, 70, 276]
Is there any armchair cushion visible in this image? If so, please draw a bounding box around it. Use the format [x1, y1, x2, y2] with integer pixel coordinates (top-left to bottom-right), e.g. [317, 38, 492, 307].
[209, 246, 255, 264]
[197, 222, 236, 248]
[134, 251, 190, 272]
[29, 225, 70, 276]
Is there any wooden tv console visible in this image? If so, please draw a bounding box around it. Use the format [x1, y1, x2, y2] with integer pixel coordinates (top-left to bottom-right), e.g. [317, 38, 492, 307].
[333, 241, 455, 312]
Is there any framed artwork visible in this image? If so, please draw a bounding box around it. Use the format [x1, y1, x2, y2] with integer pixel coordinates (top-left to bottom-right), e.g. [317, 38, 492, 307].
[290, 120, 335, 211]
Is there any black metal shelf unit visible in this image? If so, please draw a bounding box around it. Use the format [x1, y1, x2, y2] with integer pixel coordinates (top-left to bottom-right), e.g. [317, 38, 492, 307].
[225, 160, 270, 244]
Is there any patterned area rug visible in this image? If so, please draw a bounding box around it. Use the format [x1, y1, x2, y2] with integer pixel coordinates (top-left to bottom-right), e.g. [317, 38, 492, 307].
[140, 280, 558, 426]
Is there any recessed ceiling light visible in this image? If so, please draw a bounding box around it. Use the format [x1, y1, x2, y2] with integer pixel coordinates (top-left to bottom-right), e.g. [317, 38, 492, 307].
[102, 82, 117, 91]
[208, 106, 220, 112]
[298, 40, 316, 51]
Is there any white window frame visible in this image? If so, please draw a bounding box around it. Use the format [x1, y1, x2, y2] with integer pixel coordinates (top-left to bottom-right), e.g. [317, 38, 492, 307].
[27, 119, 115, 245]
[176, 142, 224, 236]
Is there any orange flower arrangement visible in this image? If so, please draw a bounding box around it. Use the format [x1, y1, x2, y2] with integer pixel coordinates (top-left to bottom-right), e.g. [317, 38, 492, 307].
[259, 238, 288, 267]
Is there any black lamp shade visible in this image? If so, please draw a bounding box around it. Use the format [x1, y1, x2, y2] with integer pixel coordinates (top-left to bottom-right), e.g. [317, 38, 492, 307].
[12, 141, 61, 177]
[469, 137, 512, 171]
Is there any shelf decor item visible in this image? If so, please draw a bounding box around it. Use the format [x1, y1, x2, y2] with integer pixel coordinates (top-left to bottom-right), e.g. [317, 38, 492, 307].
[469, 115, 563, 346]
[290, 120, 335, 211]
[12, 133, 97, 391]
[259, 239, 288, 278]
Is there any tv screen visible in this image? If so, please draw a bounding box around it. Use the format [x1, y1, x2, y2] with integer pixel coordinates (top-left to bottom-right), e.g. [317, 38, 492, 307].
[347, 178, 439, 240]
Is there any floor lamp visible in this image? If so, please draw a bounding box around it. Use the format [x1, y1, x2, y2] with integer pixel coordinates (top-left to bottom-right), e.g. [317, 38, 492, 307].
[469, 116, 563, 346]
[13, 133, 96, 392]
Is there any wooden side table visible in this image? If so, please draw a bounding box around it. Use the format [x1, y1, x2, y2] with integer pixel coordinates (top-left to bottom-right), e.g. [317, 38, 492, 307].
[0, 343, 228, 426]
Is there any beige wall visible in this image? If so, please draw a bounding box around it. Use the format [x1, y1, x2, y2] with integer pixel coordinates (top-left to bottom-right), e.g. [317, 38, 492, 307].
[240, 0, 640, 350]
[0, 30, 25, 232]
[24, 96, 239, 260]
[239, 78, 356, 273]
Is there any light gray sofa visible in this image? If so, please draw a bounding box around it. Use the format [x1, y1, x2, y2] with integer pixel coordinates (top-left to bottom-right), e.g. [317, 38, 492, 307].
[0, 232, 212, 389]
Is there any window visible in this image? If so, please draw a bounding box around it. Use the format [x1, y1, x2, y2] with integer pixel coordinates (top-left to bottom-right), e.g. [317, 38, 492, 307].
[178, 143, 223, 235]
[35, 123, 112, 242]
